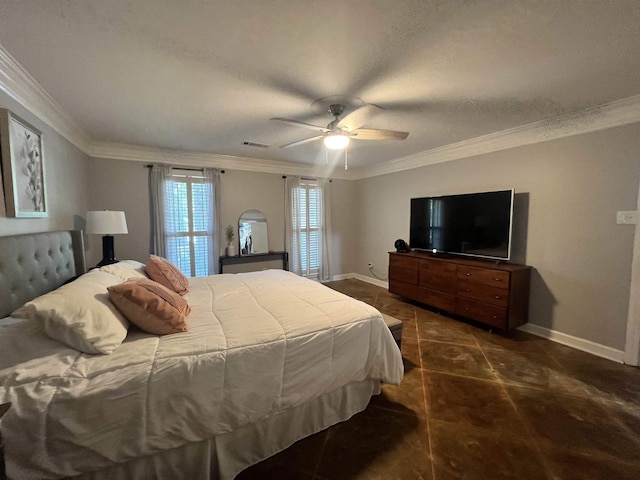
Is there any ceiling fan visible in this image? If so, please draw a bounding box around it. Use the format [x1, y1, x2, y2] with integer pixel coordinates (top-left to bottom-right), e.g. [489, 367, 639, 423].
[270, 103, 409, 151]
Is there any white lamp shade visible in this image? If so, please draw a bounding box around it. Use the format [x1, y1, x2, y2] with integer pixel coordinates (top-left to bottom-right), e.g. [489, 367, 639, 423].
[86, 211, 128, 235]
[323, 133, 350, 150]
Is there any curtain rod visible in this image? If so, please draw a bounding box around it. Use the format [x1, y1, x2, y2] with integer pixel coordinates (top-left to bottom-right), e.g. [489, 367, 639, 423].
[282, 175, 331, 182]
[145, 164, 225, 174]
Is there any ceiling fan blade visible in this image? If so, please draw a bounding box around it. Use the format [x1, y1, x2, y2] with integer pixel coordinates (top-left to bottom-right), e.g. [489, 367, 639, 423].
[336, 104, 383, 131]
[279, 135, 324, 148]
[352, 128, 409, 141]
[270, 117, 329, 133]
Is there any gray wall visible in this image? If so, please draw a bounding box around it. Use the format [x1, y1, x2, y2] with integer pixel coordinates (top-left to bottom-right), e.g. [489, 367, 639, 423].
[0, 92, 90, 237]
[86, 158, 149, 265]
[86, 160, 356, 276]
[354, 123, 640, 351]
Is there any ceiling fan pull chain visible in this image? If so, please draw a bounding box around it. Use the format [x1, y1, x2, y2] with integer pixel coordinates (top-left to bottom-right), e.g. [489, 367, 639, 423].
[325, 147, 328, 166]
[344, 147, 348, 171]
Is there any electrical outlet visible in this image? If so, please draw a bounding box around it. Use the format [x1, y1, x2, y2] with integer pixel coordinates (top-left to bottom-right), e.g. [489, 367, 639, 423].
[368, 262, 373, 268]
[617, 211, 638, 224]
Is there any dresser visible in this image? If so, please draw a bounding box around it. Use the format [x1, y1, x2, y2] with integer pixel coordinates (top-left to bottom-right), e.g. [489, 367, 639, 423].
[388, 251, 531, 329]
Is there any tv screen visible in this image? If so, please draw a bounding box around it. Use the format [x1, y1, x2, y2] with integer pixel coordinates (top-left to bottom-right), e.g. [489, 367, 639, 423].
[410, 189, 514, 260]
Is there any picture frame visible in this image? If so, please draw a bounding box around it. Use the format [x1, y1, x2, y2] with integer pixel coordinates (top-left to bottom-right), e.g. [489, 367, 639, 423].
[0, 109, 47, 218]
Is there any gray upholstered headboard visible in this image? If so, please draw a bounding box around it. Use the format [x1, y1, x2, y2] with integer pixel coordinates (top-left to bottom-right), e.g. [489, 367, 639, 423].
[0, 230, 86, 318]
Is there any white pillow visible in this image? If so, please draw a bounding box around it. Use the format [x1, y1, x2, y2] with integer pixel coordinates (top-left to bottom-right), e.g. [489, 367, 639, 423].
[12, 270, 129, 354]
[100, 260, 148, 281]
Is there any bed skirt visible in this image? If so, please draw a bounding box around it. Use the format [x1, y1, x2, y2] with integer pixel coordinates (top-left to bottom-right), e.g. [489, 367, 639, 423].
[70, 379, 381, 480]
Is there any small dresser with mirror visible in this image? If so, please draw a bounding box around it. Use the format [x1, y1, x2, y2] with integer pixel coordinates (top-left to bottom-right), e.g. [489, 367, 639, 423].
[219, 209, 288, 273]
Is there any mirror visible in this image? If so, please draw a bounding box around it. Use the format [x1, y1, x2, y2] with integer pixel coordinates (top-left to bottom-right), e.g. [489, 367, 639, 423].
[239, 209, 268, 255]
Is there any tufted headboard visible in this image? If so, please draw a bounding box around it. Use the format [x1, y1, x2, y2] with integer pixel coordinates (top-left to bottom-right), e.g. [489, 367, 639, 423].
[0, 230, 86, 318]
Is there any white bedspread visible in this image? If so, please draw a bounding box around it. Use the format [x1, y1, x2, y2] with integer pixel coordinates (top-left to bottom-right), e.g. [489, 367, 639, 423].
[0, 270, 403, 479]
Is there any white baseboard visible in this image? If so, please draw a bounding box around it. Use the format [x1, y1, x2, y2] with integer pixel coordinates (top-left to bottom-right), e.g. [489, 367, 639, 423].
[329, 273, 354, 281]
[330, 272, 389, 289]
[518, 323, 625, 363]
[329, 273, 625, 363]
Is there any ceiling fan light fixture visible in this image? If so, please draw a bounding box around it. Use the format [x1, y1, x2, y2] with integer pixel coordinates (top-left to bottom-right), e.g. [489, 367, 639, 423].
[324, 133, 350, 150]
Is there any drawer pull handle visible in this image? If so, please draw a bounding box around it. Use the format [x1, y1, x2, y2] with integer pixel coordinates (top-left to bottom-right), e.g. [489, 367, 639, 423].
[465, 273, 471, 276]
[494, 295, 501, 299]
[492, 315, 498, 319]
[494, 278, 503, 282]
[464, 307, 469, 311]
[465, 289, 471, 292]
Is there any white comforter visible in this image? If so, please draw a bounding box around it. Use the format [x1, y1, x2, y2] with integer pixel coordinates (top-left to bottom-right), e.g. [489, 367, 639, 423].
[0, 270, 403, 479]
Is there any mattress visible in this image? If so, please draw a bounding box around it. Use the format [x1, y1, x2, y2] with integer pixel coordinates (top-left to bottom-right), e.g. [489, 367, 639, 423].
[0, 269, 403, 479]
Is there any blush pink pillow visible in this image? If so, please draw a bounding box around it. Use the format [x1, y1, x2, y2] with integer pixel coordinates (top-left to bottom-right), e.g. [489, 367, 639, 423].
[108, 278, 190, 335]
[145, 255, 189, 295]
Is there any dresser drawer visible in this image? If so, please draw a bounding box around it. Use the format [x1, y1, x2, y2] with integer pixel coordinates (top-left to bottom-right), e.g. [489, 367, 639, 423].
[456, 297, 507, 329]
[457, 266, 510, 287]
[419, 274, 457, 293]
[420, 259, 457, 276]
[419, 260, 457, 292]
[389, 254, 419, 270]
[389, 266, 418, 285]
[457, 279, 509, 308]
[389, 280, 420, 301]
[417, 287, 456, 313]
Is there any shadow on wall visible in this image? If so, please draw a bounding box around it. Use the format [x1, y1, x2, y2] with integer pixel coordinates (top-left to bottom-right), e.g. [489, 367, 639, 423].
[528, 269, 557, 330]
[73, 214, 87, 243]
[511, 192, 529, 265]
[510, 193, 557, 328]
[73, 214, 90, 262]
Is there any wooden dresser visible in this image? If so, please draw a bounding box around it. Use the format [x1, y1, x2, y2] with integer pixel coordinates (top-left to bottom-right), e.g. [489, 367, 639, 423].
[388, 251, 531, 329]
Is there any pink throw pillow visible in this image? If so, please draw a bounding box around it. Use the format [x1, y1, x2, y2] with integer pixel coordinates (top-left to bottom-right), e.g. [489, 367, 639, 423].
[145, 255, 189, 295]
[108, 278, 190, 335]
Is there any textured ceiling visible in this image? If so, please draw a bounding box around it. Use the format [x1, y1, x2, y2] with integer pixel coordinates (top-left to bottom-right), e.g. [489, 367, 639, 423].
[0, 0, 639, 170]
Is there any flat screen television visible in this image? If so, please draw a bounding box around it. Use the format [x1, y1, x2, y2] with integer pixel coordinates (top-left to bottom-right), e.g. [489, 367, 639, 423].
[409, 189, 514, 261]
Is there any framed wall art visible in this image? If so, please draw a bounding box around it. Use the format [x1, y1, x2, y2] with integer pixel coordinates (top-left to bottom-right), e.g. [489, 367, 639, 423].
[0, 109, 47, 217]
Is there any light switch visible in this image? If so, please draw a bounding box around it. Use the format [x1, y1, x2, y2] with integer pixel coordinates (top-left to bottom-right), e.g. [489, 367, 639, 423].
[617, 211, 638, 224]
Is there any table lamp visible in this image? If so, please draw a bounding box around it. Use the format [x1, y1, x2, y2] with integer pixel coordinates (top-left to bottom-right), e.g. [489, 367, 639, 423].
[86, 210, 128, 267]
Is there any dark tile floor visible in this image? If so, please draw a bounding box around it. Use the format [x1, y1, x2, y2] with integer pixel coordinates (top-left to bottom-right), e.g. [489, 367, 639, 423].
[237, 279, 640, 480]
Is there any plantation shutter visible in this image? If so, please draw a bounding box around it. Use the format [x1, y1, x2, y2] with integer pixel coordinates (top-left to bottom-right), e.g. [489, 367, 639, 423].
[162, 170, 217, 277]
[308, 185, 321, 274]
[296, 180, 321, 278]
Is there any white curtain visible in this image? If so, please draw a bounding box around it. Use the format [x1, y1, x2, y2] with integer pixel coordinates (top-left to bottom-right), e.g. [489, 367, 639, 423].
[203, 168, 221, 276]
[149, 164, 172, 258]
[318, 178, 332, 282]
[285, 176, 303, 276]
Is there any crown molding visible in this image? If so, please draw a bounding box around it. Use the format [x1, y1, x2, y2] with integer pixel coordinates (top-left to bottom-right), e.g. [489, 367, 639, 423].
[88, 141, 355, 180]
[352, 94, 640, 180]
[1, 42, 639, 181]
[0, 43, 92, 152]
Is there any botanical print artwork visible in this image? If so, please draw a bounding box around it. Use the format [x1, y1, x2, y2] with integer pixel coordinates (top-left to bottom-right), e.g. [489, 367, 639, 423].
[10, 117, 44, 212]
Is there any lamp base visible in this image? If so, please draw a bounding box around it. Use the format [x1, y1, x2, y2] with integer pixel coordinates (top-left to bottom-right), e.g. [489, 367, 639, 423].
[96, 235, 119, 267]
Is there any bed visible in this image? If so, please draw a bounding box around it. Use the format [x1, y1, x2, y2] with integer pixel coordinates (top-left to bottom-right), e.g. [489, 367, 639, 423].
[0, 231, 403, 480]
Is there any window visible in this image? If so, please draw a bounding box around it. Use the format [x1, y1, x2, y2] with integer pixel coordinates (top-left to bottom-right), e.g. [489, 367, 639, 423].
[297, 180, 322, 278]
[286, 177, 331, 281]
[150, 166, 219, 277]
[164, 172, 212, 277]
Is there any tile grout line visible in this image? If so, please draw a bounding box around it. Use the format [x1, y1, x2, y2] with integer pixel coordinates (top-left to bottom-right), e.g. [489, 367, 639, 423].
[415, 307, 438, 480]
[479, 340, 558, 479]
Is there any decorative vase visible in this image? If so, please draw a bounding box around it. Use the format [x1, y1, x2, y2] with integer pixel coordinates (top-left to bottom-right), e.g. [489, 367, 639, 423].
[226, 244, 236, 257]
